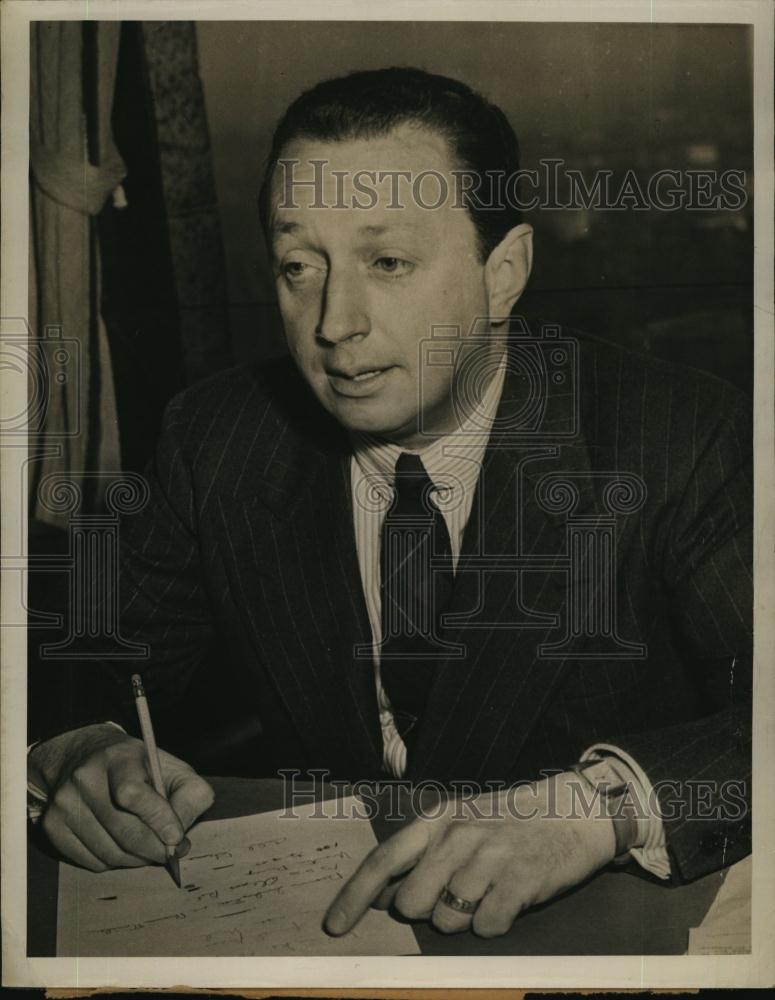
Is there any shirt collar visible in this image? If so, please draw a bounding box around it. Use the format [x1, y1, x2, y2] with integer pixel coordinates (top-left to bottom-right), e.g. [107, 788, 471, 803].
[351, 350, 508, 496]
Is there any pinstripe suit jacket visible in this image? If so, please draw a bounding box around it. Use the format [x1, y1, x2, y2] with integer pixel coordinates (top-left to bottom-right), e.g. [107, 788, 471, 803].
[58, 327, 753, 884]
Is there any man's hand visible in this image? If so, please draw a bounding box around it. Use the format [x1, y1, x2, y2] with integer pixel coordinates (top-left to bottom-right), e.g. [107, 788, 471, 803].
[28, 724, 214, 872]
[324, 771, 618, 938]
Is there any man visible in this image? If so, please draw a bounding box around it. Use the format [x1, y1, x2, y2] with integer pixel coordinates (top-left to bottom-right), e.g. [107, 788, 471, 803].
[28, 68, 752, 940]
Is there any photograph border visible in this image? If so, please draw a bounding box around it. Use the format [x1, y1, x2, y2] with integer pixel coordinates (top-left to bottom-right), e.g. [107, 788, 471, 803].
[2, 0, 773, 989]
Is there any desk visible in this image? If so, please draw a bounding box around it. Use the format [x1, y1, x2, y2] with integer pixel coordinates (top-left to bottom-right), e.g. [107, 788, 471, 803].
[28, 776, 732, 956]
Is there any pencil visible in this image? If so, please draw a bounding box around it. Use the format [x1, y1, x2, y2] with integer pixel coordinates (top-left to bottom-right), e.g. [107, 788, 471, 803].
[131, 673, 182, 888]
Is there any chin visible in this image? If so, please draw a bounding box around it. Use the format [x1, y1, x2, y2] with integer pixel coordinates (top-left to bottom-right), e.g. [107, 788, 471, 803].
[328, 398, 417, 439]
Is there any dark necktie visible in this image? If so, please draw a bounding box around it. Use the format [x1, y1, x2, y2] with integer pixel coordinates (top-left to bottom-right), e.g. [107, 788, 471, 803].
[379, 452, 454, 751]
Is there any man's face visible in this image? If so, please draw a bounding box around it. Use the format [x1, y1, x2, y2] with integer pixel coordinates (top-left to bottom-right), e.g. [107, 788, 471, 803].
[268, 125, 492, 445]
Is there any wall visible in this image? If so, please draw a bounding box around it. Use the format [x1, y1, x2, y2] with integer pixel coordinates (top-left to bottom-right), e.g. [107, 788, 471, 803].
[196, 20, 753, 390]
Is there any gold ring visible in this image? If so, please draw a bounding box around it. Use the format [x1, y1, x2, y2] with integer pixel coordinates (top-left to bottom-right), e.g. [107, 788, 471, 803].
[439, 887, 479, 914]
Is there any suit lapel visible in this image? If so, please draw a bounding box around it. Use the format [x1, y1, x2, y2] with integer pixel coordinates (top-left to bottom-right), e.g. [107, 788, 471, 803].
[316, 450, 384, 770]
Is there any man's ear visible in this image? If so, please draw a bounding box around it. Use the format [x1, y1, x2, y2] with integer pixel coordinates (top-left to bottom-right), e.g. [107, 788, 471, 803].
[484, 223, 533, 325]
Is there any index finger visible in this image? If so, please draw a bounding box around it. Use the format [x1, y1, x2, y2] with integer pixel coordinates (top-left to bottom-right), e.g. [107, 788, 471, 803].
[324, 821, 430, 936]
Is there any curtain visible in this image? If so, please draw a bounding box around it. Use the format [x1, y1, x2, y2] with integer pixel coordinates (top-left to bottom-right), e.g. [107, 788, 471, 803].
[99, 21, 231, 473]
[140, 21, 231, 384]
[29, 21, 124, 526]
[28, 21, 231, 520]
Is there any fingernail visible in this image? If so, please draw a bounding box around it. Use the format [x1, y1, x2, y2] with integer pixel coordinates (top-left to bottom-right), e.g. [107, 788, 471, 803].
[175, 837, 191, 859]
[161, 824, 182, 846]
[325, 907, 347, 936]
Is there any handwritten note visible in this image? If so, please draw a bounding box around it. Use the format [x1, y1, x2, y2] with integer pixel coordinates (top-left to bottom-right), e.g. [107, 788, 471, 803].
[56, 796, 420, 956]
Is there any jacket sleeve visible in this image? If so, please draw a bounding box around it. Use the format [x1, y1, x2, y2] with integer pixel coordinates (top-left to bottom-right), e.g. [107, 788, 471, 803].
[613, 393, 753, 882]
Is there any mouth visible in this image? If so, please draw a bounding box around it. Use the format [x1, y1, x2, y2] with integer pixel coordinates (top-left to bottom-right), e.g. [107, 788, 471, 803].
[326, 365, 396, 397]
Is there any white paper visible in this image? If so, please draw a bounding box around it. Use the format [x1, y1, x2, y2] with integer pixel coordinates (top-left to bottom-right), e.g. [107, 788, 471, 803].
[687, 855, 752, 955]
[56, 796, 420, 956]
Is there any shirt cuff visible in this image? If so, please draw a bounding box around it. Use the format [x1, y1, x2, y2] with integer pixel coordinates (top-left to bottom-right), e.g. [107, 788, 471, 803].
[580, 742, 671, 880]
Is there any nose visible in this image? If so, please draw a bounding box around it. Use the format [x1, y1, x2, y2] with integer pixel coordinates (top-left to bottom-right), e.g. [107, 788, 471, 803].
[316, 266, 371, 345]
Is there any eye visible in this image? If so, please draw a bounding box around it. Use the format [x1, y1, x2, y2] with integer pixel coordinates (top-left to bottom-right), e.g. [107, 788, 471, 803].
[373, 256, 414, 277]
[282, 261, 308, 280]
[279, 258, 326, 287]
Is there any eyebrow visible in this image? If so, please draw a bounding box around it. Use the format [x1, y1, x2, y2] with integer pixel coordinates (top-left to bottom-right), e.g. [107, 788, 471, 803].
[358, 224, 399, 237]
[271, 220, 425, 239]
[357, 223, 426, 237]
[272, 220, 301, 236]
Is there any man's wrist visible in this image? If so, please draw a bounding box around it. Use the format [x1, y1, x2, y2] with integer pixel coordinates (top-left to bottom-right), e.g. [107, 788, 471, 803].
[568, 758, 645, 859]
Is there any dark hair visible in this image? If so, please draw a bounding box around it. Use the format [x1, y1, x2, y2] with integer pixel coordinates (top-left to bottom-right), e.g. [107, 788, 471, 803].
[258, 66, 522, 262]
